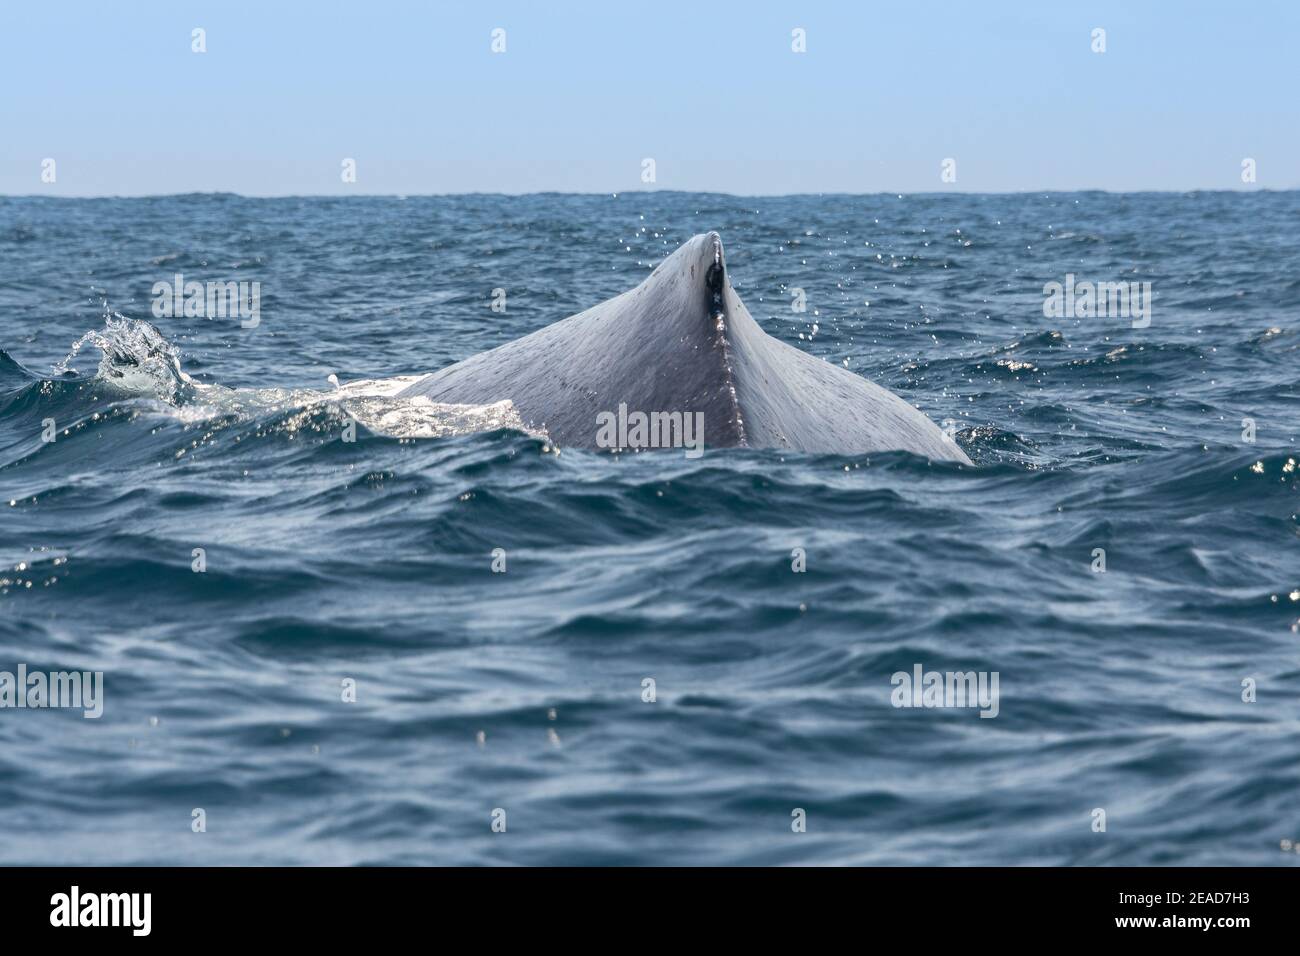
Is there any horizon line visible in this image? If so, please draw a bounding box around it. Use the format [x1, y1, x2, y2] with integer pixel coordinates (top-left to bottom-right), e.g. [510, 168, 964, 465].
[2, 187, 1295, 201]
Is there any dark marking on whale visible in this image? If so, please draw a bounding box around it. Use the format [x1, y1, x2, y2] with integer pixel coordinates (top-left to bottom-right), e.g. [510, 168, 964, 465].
[398, 232, 972, 464]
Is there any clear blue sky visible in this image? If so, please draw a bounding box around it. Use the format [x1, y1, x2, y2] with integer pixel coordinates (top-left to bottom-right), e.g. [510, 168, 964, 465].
[1, 0, 1295, 196]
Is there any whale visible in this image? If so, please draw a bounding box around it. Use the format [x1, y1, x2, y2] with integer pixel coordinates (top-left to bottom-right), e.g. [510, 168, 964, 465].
[398, 232, 971, 464]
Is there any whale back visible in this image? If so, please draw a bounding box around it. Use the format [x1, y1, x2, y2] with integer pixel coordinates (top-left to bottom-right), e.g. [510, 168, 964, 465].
[399, 233, 970, 464]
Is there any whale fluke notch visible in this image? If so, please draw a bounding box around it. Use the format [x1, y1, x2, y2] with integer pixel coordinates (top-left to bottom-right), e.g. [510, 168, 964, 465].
[398, 232, 971, 464]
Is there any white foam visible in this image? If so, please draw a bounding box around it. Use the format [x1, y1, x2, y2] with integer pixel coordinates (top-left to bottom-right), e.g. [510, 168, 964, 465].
[61, 315, 544, 442]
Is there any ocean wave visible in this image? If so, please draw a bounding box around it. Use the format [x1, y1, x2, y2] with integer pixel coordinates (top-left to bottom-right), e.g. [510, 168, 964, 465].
[3, 192, 1299, 865]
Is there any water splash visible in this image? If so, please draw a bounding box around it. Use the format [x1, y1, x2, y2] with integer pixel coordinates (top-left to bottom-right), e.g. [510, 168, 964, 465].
[55, 309, 195, 405]
[52, 311, 543, 442]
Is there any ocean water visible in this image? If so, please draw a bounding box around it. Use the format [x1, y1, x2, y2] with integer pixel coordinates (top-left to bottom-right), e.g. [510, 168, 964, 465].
[1, 191, 1297, 866]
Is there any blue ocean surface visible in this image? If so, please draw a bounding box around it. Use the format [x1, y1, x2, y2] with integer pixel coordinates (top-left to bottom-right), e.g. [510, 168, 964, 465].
[0, 191, 1297, 865]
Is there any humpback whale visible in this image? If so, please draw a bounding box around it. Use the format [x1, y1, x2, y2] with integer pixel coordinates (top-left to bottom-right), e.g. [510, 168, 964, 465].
[399, 233, 971, 464]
